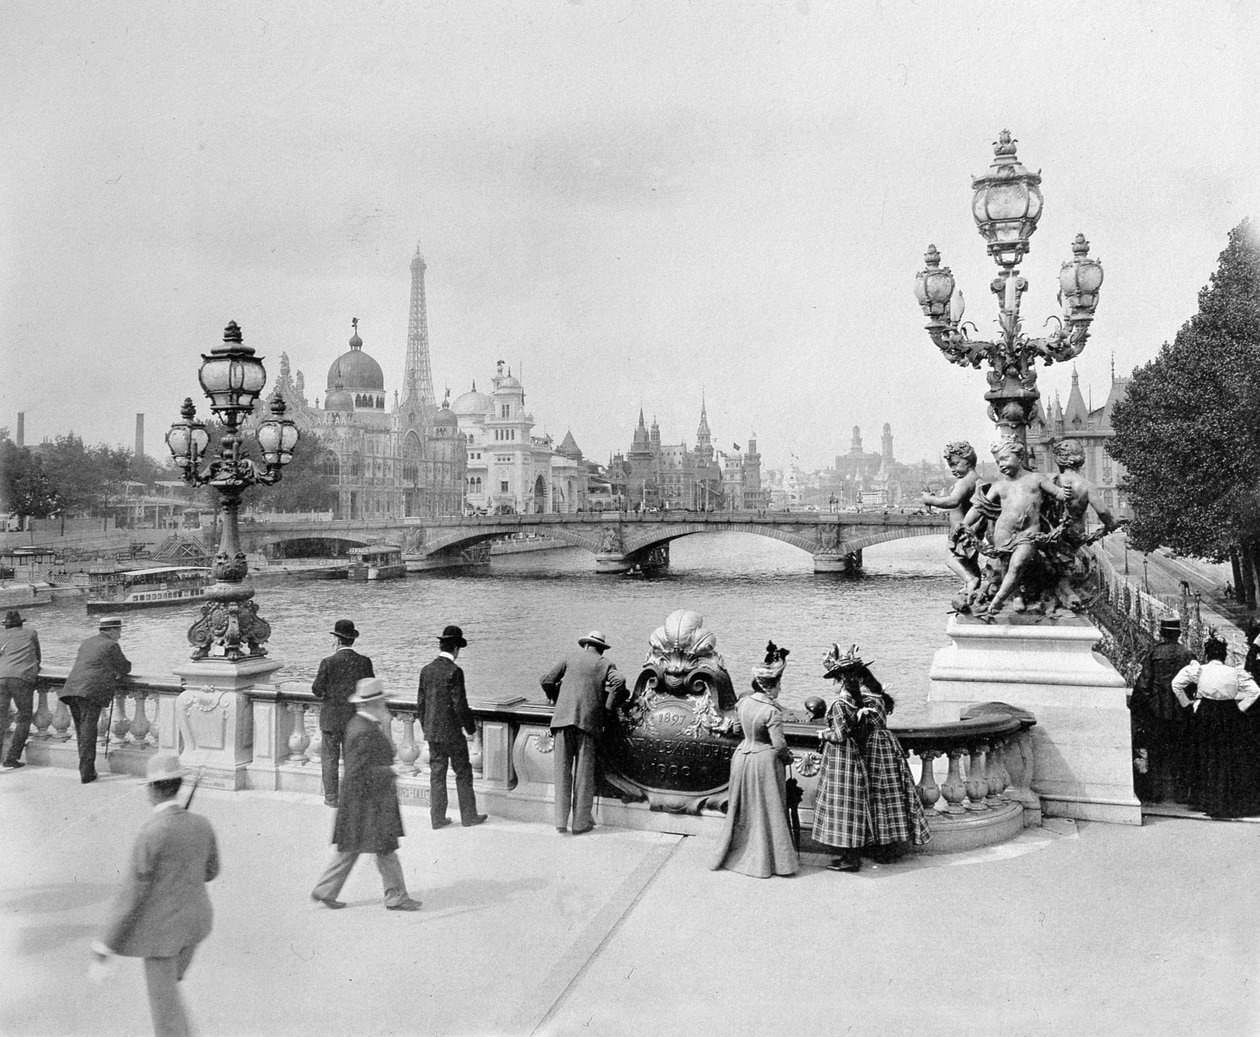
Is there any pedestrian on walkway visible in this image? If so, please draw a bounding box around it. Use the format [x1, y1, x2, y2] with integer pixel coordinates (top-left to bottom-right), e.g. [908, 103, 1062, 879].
[93, 753, 219, 1037]
[1173, 634, 1260, 818]
[711, 642, 799, 878]
[0, 610, 41, 770]
[60, 616, 132, 783]
[311, 618, 374, 807]
[1130, 617, 1194, 802]
[311, 678, 422, 911]
[540, 630, 627, 834]
[416, 624, 486, 830]
[811, 644, 873, 873]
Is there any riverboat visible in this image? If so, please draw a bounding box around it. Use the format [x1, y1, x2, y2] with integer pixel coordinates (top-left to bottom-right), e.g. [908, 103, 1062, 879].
[347, 546, 406, 582]
[85, 566, 211, 612]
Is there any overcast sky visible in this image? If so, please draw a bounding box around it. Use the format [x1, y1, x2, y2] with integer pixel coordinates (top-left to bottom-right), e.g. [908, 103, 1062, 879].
[3, 2, 1257, 472]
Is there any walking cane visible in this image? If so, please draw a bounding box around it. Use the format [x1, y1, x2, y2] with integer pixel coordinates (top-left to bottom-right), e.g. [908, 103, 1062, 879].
[784, 758, 802, 853]
[183, 768, 205, 810]
[102, 693, 116, 760]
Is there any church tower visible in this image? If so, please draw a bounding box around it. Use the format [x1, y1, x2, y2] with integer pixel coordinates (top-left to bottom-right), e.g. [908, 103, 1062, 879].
[881, 423, 894, 462]
[403, 244, 437, 410]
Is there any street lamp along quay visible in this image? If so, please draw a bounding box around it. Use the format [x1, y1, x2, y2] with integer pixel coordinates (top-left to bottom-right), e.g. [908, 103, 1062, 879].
[166, 321, 299, 661]
[914, 130, 1104, 450]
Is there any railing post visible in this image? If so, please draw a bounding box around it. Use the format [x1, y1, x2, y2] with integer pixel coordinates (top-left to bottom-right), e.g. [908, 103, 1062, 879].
[941, 750, 967, 814]
[394, 713, 420, 774]
[287, 704, 311, 764]
[916, 749, 941, 811]
[129, 692, 152, 749]
[33, 688, 53, 740]
[51, 695, 71, 741]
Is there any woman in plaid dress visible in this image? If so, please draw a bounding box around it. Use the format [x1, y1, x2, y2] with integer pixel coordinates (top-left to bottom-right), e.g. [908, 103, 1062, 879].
[850, 667, 931, 858]
[811, 644, 873, 872]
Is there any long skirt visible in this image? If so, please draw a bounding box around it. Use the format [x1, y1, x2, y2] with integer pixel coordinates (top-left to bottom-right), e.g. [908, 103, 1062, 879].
[862, 729, 932, 847]
[811, 739, 872, 850]
[711, 750, 799, 878]
[1188, 700, 1259, 818]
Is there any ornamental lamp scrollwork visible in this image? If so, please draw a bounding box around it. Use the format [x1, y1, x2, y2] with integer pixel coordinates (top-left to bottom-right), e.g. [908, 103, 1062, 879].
[167, 321, 300, 661]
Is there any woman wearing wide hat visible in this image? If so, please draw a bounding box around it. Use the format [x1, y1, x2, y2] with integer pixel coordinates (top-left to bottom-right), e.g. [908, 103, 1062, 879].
[711, 641, 799, 878]
[810, 644, 873, 872]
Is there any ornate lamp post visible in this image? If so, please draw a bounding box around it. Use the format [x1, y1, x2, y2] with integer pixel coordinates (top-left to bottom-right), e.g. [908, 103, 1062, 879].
[167, 321, 299, 660]
[914, 130, 1104, 449]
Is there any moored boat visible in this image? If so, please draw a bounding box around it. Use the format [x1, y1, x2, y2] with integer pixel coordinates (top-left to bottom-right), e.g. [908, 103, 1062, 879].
[347, 545, 406, 581]
[85, 566, 211, 612]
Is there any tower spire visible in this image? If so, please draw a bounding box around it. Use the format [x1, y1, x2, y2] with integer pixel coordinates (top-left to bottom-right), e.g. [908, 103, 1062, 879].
[404, 244, 436, 409]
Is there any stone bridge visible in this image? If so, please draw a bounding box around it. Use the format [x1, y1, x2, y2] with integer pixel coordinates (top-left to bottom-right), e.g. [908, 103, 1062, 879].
[240, 510, 949, 574]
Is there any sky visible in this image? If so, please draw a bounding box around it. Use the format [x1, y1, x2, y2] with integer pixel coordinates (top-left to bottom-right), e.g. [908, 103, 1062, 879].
[2, 1, 1258, 473]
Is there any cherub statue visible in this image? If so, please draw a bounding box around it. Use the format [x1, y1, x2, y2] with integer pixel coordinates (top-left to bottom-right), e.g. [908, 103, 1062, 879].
[1041, 438, 1122, 612]
[921, 441, 982, 609]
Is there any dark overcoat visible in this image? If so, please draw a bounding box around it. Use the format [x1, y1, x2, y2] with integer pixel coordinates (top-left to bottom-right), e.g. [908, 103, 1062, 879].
[332, 714, 405, 854]
[311, 648, 375, 734]
[416, 655, 475, 743]
[61, 634, 132, 705]
[541, 649, 626, 736]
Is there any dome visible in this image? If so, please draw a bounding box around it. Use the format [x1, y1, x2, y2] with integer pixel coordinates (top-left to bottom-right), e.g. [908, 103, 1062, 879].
[326, 323, 384, 392]
[496, 374, 522, 391]
[324, 388, 354, 412]
[433, 404, 458, 429]
[452, 384, 490, 417]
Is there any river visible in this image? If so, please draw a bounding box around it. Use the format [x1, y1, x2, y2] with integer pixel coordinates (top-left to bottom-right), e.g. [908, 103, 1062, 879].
[30, 534, 957, 723]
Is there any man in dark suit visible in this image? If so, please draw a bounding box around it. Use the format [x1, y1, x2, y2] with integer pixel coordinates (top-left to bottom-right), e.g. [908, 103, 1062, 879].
[93, 753, 219, 1037]
[0, 609, 42, 770]
[540, 630, 626, 834]
[60, 616, 132, 783]
[416, 624, 486, 830]
[310, 678, 422, 912]
[311, 618, 375, 807]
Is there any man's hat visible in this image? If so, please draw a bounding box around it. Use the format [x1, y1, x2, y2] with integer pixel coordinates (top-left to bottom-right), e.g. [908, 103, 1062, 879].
[144, 753, 187, 783]
[330, 619, 360, 640]
[3, 610, 22, 628]
[1159, 616, 1182, 636]
[98, 617, 123, 631]
[438, 624, 468, 647]
[349, 677, 387, 703]
[578, 630, 611, 651]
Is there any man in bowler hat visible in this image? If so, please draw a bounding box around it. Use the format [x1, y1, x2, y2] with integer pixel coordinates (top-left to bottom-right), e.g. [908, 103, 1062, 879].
[93, 753, 220, 1037]
[540, 631, 626, 834]
[60, 617, 132, 783]
[310, 678, 422, 911]
[1131, 616, 1194, 802]
[416, 625, 487, 829]
[0, 609, 41, 770]
[311, 618, 375, 806]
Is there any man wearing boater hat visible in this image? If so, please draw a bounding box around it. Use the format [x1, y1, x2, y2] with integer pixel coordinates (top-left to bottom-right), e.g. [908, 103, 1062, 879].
[60, 616, 132, 783]
[540, 631, 626, 834]
[311, 678, 422, 911]
[0, 609, 41, 770]
[311, 618, 375, 807]
[1131, 616, 1194, 802]
[93, 753, 220, 1037]
[416, 624, 486, 829]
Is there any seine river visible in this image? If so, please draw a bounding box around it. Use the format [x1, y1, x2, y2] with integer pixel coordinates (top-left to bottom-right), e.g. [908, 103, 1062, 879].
[32, 534, 956, 724]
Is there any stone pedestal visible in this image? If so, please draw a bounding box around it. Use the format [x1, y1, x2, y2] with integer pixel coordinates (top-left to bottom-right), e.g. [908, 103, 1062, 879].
[172, 657, 282, 790]
[812, 549, 862, 574]
[595, 553, 631, 574]
[928, 615, 1140, 825]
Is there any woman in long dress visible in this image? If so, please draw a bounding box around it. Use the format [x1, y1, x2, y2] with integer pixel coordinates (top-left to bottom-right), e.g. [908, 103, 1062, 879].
[846, 660, 931, 859]
[811, 644, 873, 873]
[711, 643, 799, 878]
[1173, 634, 1260, 817]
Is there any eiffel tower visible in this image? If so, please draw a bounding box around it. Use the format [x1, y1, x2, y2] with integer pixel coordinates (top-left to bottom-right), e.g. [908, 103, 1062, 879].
[403, 243, 436, 410]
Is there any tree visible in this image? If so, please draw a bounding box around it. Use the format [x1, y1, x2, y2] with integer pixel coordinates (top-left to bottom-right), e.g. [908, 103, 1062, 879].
[255, 430, 337, 513]
[0, 436, 55, 520]
[1110, 220, 1260, 604]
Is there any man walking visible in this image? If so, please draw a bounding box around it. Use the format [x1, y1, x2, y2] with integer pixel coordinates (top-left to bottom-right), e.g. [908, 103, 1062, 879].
[311, 618, 374, 807]
[311, 678, 422, 911]
[93, 753, 219, 1037]
[0, 610, 41, 770]
[540, 630, 626, 834]
[416, 625, 486, 829]
[60, 616, 132, 783]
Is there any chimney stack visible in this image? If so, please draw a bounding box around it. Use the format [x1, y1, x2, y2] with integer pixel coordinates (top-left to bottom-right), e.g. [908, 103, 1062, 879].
[135, 414, 145, 459]
[16, 412, 24, 448]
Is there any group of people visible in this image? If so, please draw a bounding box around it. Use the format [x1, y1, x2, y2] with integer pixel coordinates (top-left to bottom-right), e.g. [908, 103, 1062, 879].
[1131, 617, 1260, 818]
[710, 641, 931, 878]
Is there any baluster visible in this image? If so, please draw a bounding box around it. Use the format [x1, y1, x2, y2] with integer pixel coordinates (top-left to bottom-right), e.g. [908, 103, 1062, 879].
[419, 738, 432, 774]
[940, 749, 967, 814]
[287, 704, 311, 763]
[306, 707, 324, 769]
[964, 745, 989, 811]
[468, 724, 483, 777]
[985, 739, 1008, 803]
[395, 713, 420, 774]
[128, 692, 152, 748]
[33, 688, 53, 740]
[51, 695, 71, 741]
[915, 749, 941, 812]
[110, 692, 130, 746]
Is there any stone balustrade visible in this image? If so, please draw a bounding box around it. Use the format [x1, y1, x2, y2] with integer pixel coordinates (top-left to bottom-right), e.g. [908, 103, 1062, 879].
[12, 669, 1039, 853]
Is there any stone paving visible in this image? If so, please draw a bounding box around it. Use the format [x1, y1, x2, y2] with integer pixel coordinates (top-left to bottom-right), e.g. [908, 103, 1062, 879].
[2, 768, 1258, 1037]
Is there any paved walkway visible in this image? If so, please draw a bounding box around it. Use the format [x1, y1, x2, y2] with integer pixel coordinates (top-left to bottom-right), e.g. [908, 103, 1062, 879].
[2, 769, 1258, 1037]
